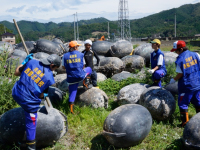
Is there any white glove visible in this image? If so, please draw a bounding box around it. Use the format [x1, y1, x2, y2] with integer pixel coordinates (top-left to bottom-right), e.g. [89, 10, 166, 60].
[170, 78, 176, 84]
[148, 69, 155, 74]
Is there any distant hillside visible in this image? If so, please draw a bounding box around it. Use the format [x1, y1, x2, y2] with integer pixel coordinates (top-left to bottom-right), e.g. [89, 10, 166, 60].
[130, 3, 200, 37]
[0, 17, 109, 34]
[1, 3, 200, 42]
[0, 24, 12, 36]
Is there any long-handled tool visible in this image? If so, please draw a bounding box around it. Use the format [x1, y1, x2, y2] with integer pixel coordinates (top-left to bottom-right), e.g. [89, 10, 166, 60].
[13, 19, 53, 113]
[59, 44, 65, 53]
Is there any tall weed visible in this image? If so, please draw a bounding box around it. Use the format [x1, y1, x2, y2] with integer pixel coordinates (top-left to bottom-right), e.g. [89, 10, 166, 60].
[0, 51, 18, 115]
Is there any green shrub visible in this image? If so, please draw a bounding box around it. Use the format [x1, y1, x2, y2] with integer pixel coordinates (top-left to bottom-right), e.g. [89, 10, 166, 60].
[0, 52, 18, 115]
[133, 44, 139, 49]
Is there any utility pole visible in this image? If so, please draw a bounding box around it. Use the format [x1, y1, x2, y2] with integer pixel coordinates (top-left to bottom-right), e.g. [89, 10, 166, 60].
[76, 12, 79, 41]
[175, 13, 176, 37]
[118, 0, 131, 41]
[73, 14, 76, 41]
[108, 22, 110, 39]
[4, 26, 6, 33]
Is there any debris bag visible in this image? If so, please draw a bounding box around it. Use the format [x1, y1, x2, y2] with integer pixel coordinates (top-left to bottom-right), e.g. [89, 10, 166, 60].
[98, 57, 124, 77]
[12, 49, 27, 58]
[76, 87, 108, 109]
[0, 106, 68, 148]
[117, 83, 147, 104]
[121, 55, 145, 72]
[92, 41, 113, 56]
[34, 39, 63, 56]
[48, 86, 64, 104]
[134, 43, 154, 66]
[183, 113, 200, 150]
[6, 56, 24, 69]
[33, 52, 50, 60]
[139, 86, 176, 121]
[103, 104, 152, 148]
[52, 38, 63, 44]
[15, 41, 36, 53]
[109, 40, 133, 58]
[111, 71, 134, 82]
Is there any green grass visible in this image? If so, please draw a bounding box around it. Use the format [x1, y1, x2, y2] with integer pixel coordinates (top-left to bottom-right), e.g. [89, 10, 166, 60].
[161, 45, 200, 52]
[0, 48, 198, 150]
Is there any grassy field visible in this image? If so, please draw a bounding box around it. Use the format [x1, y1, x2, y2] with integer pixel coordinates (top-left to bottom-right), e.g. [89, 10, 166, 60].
[0, 45, 199, 150]
[162, 45, 200, 52]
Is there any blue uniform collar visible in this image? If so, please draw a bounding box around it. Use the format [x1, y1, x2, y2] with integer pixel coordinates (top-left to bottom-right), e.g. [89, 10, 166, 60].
[177, 50, 189, 59]
[153, 49, 161, 56]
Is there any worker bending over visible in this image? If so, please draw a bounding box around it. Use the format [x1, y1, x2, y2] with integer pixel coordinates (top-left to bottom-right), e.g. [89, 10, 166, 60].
[12, 54, 61, 150]
[170, 40, 200, 127]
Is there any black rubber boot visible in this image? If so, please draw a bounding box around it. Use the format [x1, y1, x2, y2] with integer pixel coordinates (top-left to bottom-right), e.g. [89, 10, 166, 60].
[152, 80, 161, 87]
[26, 140, 36, 150]
[83, 75, 93, 90]
[180, 109, 189, 127]
[195, 106, 200, 113]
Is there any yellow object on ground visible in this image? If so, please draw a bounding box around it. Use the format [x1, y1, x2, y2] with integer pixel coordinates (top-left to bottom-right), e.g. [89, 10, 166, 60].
[129, 49, 134, 55]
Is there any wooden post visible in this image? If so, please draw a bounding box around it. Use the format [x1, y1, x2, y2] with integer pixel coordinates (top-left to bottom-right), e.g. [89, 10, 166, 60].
[59, 44, 65, 53]
[13, 19, 29, 55]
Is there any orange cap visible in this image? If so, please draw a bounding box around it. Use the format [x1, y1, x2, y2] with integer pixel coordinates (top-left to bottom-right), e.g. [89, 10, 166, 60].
[69, 41, 81, 48]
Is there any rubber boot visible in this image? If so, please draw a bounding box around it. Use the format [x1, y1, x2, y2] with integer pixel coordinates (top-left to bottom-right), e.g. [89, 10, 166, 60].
[180, 109, 189, 127]
[26, 140, 36, 150]
[152, 79, 161, 87]
[83, 75, 93, 90]
[69, 102, 75, 114]
[195, 106, 200, 113]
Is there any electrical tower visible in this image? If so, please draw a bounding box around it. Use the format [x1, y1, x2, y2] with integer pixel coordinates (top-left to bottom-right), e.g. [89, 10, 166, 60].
[118, 0, 131, 41]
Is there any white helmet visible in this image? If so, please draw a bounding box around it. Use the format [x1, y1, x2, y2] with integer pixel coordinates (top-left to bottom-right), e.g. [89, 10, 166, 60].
[84, 39, 92, 46]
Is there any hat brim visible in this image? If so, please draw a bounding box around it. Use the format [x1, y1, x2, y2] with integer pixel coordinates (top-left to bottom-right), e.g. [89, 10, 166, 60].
[170, 48, 177, 52]
[69, 44, 82, 48]
[40, 58, 51, 65]
[150, 41, 157, 43]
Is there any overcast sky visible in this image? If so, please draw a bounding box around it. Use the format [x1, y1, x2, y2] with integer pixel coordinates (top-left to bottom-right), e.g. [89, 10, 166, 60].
[0, 0, 200, 23]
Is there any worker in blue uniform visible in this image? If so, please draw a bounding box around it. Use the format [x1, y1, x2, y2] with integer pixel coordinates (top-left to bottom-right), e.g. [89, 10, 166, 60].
[62, 41, 92, 114]
[170, 40, 200, 127]
[148, 39, 167, 87]
[12, 54, 61, 150]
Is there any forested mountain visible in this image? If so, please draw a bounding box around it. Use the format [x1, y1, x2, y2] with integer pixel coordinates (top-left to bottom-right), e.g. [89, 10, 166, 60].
[0, 24, 12, 36]
[1, 3, 200, 42]
[130, 2, 200, 37]
[0, 17, 109, 34]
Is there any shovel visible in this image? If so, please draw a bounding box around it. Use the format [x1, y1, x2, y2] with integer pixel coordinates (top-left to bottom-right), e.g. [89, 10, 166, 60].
[13, 19, 53, 113]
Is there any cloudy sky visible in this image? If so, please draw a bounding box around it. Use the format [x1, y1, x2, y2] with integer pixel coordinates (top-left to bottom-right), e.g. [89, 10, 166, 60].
[0, 0, 200, 23]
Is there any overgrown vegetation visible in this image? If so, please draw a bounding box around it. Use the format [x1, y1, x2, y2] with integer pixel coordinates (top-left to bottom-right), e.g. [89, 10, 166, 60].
[0, 48, 18, 115]
[0, 48, 197, 150]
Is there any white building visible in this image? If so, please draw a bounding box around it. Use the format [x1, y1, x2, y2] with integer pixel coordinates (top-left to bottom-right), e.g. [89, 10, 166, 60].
[1, 32, 15, 44]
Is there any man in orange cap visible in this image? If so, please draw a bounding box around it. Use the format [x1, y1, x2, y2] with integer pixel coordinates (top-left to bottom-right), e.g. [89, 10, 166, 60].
[170, 40, 200, 127]
[62, 41, 92, 114]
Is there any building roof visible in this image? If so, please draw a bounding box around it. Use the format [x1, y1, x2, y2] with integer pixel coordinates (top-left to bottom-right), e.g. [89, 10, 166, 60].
[1, 32, 15, 36]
